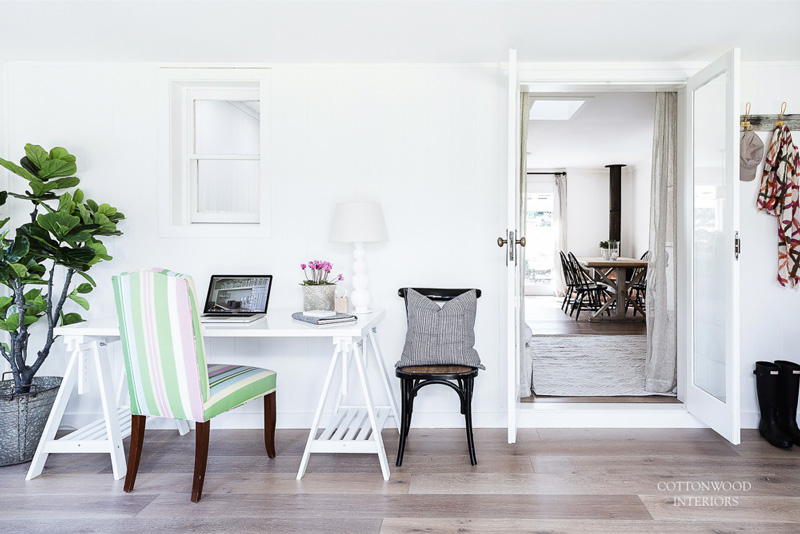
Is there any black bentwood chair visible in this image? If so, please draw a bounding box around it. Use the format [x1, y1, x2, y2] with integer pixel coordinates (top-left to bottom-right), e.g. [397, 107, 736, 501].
[395, 288, 481, 467]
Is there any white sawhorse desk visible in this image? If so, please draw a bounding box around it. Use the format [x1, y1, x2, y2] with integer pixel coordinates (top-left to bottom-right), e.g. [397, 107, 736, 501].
[27, 309, 399, 481]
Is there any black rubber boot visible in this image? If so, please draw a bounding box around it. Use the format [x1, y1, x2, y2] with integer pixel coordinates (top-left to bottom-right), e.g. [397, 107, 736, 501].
[754, 361, 792, 449]
[775, 360, 800, 446]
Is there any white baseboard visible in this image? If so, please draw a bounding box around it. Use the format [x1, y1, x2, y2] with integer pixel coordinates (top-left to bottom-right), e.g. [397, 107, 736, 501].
[61, 406, 767, 431]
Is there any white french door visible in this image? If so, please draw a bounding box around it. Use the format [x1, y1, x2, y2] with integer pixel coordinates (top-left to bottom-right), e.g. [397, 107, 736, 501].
[683, 49, 741, 444]
[504, 49, 524, 444]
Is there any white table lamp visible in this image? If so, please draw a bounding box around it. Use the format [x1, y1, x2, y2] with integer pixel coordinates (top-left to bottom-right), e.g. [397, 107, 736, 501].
[330, 202, 388, 314]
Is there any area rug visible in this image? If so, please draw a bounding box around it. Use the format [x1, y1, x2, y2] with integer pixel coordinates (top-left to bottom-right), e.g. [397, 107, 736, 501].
[528, 334, 676, 397]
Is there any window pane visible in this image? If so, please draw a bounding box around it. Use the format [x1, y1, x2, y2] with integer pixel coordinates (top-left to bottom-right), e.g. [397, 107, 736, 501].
[195, 100, 260, 155]
[196, 160, 259, 216]
[525, 192, 554, 288]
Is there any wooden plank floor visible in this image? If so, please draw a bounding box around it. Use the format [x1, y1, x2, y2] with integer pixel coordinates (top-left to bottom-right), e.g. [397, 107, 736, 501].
[2, 427, 799, 533]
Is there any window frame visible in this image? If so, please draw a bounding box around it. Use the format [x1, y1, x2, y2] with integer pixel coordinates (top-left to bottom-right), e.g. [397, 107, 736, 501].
[159, 68, 271, 238]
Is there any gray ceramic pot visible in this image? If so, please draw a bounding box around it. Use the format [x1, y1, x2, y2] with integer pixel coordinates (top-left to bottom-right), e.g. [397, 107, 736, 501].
[303, 285, 336, 311]
[0, 376, 62, 466]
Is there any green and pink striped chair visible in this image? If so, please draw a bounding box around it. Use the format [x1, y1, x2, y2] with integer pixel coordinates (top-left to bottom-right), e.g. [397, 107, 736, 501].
[112, 268, 277, 502]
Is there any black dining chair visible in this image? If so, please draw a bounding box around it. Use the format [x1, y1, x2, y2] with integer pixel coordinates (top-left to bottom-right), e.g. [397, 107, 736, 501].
[395, 287, 481, 467]
[627, 251, 649, 316]
[559, 251, 578, 314]
[567, 252, 613, 321]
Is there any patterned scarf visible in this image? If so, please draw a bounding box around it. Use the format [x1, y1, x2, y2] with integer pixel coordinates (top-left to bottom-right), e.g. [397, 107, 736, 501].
[757, 125, 800, 287]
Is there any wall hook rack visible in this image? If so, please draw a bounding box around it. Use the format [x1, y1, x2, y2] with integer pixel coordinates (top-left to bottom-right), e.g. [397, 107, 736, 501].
[739, 104, 799, 132]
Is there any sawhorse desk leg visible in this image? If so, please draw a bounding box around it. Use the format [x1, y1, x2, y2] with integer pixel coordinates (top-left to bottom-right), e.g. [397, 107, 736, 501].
[26, 336, 190, 480]
[296, 329, 398, 480]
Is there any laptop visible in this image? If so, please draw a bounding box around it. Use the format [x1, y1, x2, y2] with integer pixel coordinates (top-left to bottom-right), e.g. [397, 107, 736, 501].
[200, 275, 272, 323]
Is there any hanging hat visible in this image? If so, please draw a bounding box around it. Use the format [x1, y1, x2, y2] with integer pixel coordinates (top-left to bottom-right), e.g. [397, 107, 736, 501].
[740, 131, 765, 182]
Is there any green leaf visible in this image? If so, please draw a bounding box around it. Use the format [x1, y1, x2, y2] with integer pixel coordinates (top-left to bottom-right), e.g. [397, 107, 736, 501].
[75, 283, 93, 294]
[22, 315, 39, 326]
[63, 225, 96, 244]
[24, 288, 42, 302]
[92, 212, 116, 233]
[97, 204, 118, 217]
[58, 192, 75, 213]
[0, 296, 13, 314]
[0, 191, 7, 207]
[77, 271, 96, 287]
[24, 144, 49, 169]
[76, 204, 91, 224]
[38, 158, 77, 180]
[28, 177, 47, 197]
[60, 312, 84, 326]
[0, 158, 39, 182]
[68, 294, 90, 310]
[43, 176, 80, 191]
[72, 188, 84, 204]
[37, 211, 80, 239]
[0, 315, 19, 332]
[4, 235, 29, 263]
[9, 263, 27, 278]
[48, 147, 76, 163]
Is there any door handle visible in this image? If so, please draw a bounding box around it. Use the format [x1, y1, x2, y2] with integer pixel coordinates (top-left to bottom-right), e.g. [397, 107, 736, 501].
[498, 236, 526, 247]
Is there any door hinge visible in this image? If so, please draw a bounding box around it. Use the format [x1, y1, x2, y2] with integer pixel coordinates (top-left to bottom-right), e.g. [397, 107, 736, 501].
[734, 231, 741, 260]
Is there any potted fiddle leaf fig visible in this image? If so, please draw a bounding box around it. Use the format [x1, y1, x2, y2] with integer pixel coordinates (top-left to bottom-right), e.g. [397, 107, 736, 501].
[0, 144, 124, 466]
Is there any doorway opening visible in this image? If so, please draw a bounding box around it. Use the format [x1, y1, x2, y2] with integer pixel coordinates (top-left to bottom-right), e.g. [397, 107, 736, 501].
[519, 91, 679, 405]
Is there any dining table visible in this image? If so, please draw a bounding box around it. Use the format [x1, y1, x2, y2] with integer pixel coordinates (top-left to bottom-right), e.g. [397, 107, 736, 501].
[578, 256, 649, 322]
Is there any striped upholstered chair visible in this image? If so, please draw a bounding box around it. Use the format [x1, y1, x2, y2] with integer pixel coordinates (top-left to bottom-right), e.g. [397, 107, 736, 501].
[112, 268, 277, 502]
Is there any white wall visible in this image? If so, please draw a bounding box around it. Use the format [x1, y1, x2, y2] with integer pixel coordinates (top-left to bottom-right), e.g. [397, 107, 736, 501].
[1, 62, 507, 429]
[564, 168, 608, 257]
[561, 166, 649, 259]
[738, 62, 800, 428]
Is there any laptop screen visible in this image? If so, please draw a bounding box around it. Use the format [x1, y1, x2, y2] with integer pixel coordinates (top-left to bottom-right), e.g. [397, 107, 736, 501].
[203, 275, 272, 315]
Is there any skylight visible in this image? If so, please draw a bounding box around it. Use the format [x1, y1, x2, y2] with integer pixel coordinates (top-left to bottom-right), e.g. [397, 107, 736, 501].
[530, 99, 589, 121]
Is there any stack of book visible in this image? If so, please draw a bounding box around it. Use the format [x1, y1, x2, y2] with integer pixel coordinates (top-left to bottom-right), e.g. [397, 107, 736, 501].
[291, 311, 358, 325]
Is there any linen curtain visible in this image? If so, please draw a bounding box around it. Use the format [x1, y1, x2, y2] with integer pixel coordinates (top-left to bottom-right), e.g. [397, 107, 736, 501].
[645, 92, 678, 393]
[552, 173, 568, 297]
[519, 93, 534, 397]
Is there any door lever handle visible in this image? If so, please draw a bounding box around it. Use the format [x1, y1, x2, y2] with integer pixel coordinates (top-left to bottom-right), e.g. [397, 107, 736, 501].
[498, 236, 526, 247]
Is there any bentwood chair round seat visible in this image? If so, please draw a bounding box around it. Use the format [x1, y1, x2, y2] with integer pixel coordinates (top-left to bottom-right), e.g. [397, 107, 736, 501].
[396, 365, 479, 380]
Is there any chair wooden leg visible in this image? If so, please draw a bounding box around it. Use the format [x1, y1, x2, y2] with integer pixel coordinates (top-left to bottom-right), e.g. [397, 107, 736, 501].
[191, 421, 211, 503]
[123, 414, 146, 493]
[263, 392, 276, 458]
[464, 378, 477, 466]
[396, 378, 410, 467]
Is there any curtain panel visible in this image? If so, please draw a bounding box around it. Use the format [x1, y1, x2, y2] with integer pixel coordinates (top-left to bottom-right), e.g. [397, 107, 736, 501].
[645, 92, 678, 393]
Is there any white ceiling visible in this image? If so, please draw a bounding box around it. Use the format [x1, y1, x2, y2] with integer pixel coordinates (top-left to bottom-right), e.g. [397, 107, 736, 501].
[527, 92, 655, 169]
[0, 1, 799, 63]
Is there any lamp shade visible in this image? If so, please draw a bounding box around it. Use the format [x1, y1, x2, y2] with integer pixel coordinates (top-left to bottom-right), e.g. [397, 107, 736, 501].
[329, 202, 388, 243]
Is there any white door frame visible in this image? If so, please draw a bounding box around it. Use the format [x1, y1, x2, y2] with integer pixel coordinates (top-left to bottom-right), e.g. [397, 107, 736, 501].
[514, 62, 710, 429]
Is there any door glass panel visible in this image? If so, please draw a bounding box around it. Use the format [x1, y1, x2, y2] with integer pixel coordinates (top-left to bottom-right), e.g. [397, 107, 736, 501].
[693, 73, 728, 401]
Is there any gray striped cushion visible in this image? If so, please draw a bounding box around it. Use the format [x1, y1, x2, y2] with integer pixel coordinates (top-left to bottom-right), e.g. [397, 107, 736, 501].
[397, 289, 484, 369]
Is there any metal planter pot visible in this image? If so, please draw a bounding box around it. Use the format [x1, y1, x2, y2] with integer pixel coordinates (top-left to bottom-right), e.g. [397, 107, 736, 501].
[0, 376, 62, 467]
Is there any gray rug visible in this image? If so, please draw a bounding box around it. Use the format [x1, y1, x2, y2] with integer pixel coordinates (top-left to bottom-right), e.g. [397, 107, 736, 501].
[528, 334, 675, 397]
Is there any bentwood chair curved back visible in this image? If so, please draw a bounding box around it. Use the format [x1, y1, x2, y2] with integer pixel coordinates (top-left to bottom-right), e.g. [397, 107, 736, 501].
[395, 287, 482, 467]
[112, 268, 277, 502]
